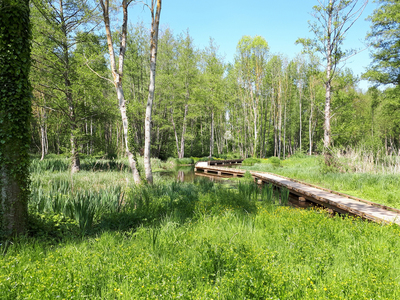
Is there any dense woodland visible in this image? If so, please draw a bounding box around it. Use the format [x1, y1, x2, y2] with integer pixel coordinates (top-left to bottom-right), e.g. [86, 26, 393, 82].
[28, 0, 400, 166]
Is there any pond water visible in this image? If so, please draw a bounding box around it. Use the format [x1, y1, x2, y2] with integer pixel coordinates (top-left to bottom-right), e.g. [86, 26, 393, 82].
[157, 165, 239, 185]
[156, 165, 315, 210]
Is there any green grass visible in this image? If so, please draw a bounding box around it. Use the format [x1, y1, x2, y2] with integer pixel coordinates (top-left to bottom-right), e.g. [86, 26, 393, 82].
[2, 205, 400, 299]
[242, 155, 400, 209]
[1, 156, 400, 299]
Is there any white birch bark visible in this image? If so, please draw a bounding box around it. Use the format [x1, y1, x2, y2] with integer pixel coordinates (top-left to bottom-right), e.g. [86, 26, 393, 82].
[324, 3, 332, 151]
[278, 80, 282, 159]
[40, 123, 45, 161]
[100, 0, 141, 184]
[144, 0, 162, 184]
[209, 110, 214, 158]
[309, 90, 314, 156]
[298, 81, 303, 151]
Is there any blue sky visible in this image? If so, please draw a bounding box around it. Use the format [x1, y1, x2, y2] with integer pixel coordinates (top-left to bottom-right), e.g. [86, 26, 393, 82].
[129, 0, 377, 92]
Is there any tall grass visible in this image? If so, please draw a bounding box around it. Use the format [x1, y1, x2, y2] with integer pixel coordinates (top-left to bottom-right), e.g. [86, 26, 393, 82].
[27, 156, 263, 235]
[334, 146, 400, 174]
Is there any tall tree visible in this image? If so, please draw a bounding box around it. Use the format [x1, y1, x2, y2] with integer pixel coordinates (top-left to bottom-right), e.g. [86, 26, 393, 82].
[99, 0, 141, 184]
[202, 39, 225, 158]
[235, 36, 269, 157]
[296, 0, 368, 152]
[365, 0, 400, 86]
[153, 28, 177, 158]
[0, 0, 31, 236]
[171, 31, 199, 159]
[31, 0, 99, 173]
[144, 0, 162, 184]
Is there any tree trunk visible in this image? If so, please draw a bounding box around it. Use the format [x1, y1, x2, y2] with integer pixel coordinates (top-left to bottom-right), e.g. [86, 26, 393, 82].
[209, 110, 214, 158]
[278, 82, 282, 159]
[309, 88, 314, 155]
[90, 118, 93, 155]
[324, 2, 333, 150]
[179, 104, 188, 159]
[324, 79, 332, 150]
[171, 108, 181, 158]
[299, 83, 303, 151]
[69, 104, 80, 173]
[1, 165, 27, 236]
[100, 0, 141, 184]
[200, 121, 203, 155]
[40, 109, 46, 161]
[118, 84, 141, 183]
[266, 103, 272, 158]
[283, 102, 286, 159]
[144, 0, 162, 184]
[0, 0, 30, 236]
[44, 123, 48, 155]
[60, 0, 80, 173]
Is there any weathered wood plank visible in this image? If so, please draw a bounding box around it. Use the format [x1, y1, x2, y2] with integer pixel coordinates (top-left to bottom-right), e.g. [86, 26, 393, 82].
[194, 162, 400, 225]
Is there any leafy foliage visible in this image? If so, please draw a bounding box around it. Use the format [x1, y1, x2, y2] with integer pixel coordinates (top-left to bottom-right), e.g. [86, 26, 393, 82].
[0, 0, 31, 235]
[365, 0, 400, 85]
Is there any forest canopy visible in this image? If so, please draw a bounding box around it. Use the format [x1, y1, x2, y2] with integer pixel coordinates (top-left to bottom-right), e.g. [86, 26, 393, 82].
[28, 0, 400, 165]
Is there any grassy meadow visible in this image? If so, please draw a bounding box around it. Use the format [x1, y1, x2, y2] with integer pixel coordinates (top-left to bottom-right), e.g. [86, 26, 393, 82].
[1, 156, 400, 299]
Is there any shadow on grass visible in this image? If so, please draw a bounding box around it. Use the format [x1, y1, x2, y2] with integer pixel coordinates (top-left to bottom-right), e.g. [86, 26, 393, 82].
[6, 178, 259, 249]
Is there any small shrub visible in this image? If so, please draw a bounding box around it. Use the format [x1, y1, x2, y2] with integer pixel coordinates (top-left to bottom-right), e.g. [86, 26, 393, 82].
[291, 150, 307, 159]
[242, 158, 260, 166]
[191, 157, 200, 163]
[28, 212, 80, 240]
[268, 156, 281, 167]
[177, 157, 194, 165]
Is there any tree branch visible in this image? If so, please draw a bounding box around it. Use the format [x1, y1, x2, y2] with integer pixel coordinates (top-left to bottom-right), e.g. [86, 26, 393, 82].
[83, 54, 114, 84]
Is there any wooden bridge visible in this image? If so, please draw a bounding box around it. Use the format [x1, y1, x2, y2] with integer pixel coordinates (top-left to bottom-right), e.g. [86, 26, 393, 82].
[207, 159, 244, 166]
[194, 160, 400, 225]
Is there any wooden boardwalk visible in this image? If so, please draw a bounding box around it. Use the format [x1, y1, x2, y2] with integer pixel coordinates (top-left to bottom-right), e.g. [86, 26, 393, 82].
[195, 161, 400, 225]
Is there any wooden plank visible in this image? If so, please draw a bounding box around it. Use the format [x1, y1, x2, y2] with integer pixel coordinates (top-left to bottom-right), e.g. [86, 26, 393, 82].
[252, 171, 400, 225]
[194, 162, 400, 225]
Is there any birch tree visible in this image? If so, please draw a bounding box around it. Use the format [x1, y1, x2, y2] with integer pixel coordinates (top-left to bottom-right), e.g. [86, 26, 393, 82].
[99, 0, 141, 184]
[296, 0, 368, 153]
[144, 0, 161, 184]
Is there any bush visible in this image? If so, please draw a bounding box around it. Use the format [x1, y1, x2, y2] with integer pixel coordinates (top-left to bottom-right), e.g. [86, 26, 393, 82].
[242, 158, 260, 166]
[191, 157, 201, 163]
[268, 156, 281, 167]
[291, 150, 307, 159]
[177, 157, 194, 165]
